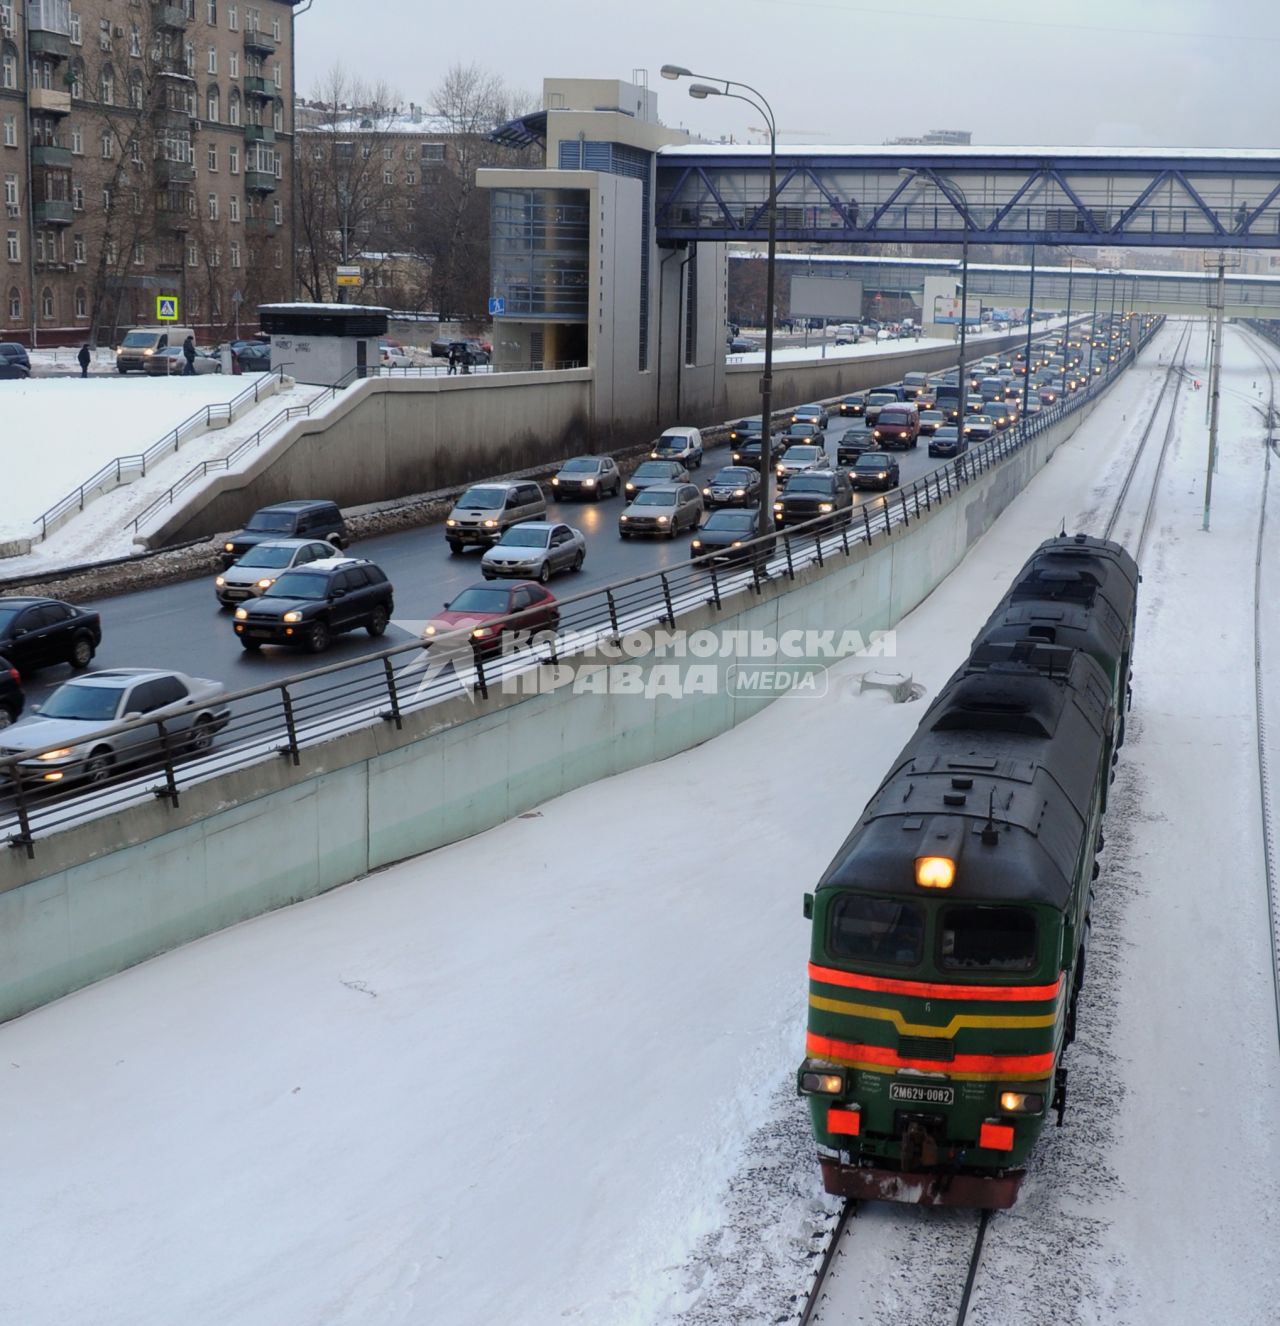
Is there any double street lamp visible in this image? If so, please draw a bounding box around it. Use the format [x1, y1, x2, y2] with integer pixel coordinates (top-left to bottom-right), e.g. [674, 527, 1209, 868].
[662, 64, 777, 537]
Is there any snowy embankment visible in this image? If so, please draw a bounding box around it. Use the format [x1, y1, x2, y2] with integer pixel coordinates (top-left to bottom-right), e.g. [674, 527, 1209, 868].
[0, 321, 1276, 1326]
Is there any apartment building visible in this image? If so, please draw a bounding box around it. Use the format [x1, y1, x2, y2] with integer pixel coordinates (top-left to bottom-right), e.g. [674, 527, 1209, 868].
[0, 0, 300, 346]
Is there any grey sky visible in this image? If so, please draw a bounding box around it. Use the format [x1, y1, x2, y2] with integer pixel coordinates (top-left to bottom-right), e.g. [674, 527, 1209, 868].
[294, 0, 1278, 149]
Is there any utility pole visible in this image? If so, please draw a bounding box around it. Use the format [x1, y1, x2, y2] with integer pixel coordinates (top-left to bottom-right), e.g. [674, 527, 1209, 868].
[1021, 244, 1036, 426]
[1203, 252, 1238, 529]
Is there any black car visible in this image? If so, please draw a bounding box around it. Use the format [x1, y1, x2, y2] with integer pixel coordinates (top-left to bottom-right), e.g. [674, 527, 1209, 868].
[690, 509, 774, 569]
[233, 557, 394, 653]
[448, 339, 491, 366]
[836, 423, 875, 466]
[0, 596, 101, 673]
[773, 470, 854, 530]
[702, 465, 762, 508]
[838, 393, 867, 417]
[728, 337, 760, 353]
[727, 416, 763, 446]
[928, 425, 968, 458]
[729, 436, 772, 470]
[782, 422, 822, 448]
[221, 499, 348, 568]
[0, 654, 23, 727]
[850, 452, 900, 491]
[0, 342, 31, 379]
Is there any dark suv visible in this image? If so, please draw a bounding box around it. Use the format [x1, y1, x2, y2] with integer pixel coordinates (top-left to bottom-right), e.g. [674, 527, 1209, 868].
[232, 557, 394, 653]
[221, 500, 348, 568]
[772, 470, 854, 530]
[0, 342, 31, 380]
[0, 654, 23, 727]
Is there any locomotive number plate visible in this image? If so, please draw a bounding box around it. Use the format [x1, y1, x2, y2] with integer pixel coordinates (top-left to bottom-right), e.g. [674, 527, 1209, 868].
[890, 1083, 954, 1105]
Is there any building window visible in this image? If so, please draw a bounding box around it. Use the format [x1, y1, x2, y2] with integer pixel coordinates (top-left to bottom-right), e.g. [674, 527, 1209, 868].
[75, 286, 86, 318]
[70, 59, 83, 99]
[228, 194, 238, 221]
[34, 231, 44, 263]
[1, 46, 16, 91]
[102, 185, 111, 210]
[130, 25, 141, 57]
[2, 174, 14, 208]
[100, 131, 113, 159]
[2, 115, 14, 147]
[104, 238, 116, 264]
[207, 47, 217, 74]
[129, 72, 143, 110]
[228, 145, 239, 173]
[383, 169, 393, 186]
[187, 241, 198, 266]
[71, 126, 83, 154]
[207, 0, 217, 23]
[405, 170, 415, 186]
[70, 11, 82, 44]
[228, 50, 238, 78]
[128, 137, 141, 165]
[271, 15, 280, 40]
[132, 242, 144, 266]
[207, 192, 218, 220]
[272, 201, 281, 225]
[229, 90, 240, 125]
[422, 143, 444, 162]
[228, 4, 237, 30]
[100, 68, 114, 104]
[73, 234, 85, 263]
[98, 18, 110, 51]
[229, 240, 240, 267]
[41, 286, 53, 319]
[404, 144, 417, 160]
[73, 182, 83, 210]
[272, 102, 281, 132]
[7, 284, 18, 318]
[210, 245, 220, 267]
[383, 146, 393, 161]
[207, 87, 219, 121]
[273, 246, 281, 268]
[207, 144, 218, 171]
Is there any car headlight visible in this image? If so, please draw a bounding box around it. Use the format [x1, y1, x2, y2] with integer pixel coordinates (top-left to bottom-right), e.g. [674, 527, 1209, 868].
[482, 519, 497, 528]
[619, 514, 629, 522]
[773, 502, 783, 512]
[626, 483, 636, 492]
[215, 575, 226, 587]
[37, 747, 74, 761]
[472, 626, 493, 639]
[446, 518, 458, 527]
[224, 542, 235, 553]
[423, 625, 437, 636]
[818, 502, 833, 512]
[732, 488, 745, 498]
[999, 1091, 1044, 1114]
[551, 477, 560, 485]
[256, 577, 275, 589]
[691, 539, 702, 548]
[583, 478, 595, 487]
[282, 610, 303, 623]
[657, 515, 669, 524]
[234, 607, 248, 620]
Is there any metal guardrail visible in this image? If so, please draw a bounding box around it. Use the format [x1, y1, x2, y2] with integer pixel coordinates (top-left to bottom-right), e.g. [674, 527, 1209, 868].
[34, 367, 289, 539]
[0, 319, 1163, 858]
[377, 359, 583, 376]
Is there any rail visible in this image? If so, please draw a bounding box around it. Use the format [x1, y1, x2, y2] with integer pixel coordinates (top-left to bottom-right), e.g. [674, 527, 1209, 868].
[0, 317, 1162, 858]
[33, 366, 289, 540]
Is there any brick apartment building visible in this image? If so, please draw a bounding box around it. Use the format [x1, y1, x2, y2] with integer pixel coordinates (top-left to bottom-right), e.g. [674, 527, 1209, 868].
[0, 0, 300, 347]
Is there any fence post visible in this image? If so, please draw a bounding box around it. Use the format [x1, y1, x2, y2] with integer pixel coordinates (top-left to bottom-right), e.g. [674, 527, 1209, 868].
[605, 588, 621, 642]
[783, 533, 795, 579]
[900, 490, 910, 526]
[8, 760, 35, 859]
[812, 528, 824, 568]
[278, 685, 301, 764]
[151, 719, 180, 807]
[708, 563, 722, 610]
[381, 655, 403, 729]
[471, 643, 490, 700]
[863, 504, 873, 545]
[659, 572, 676, 627]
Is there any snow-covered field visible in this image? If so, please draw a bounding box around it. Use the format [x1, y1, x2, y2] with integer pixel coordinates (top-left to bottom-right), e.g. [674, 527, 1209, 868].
[0, 320, 1276, 1325]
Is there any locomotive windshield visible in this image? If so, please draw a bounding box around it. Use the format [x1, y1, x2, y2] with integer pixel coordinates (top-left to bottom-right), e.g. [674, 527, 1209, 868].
[939, 905, 1038, 972]
[827, 895, 924, 967]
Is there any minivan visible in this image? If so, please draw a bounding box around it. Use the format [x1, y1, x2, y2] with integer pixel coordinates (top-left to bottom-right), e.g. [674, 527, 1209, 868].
[116, 326, 196, 374]
[872, 404, 921, 449]
[446, 480, 547, 551]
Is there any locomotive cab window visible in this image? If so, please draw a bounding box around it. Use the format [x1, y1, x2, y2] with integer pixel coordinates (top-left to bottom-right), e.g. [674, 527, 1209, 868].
[827, 895, 924, 967]
[939, 906, 1037, 972]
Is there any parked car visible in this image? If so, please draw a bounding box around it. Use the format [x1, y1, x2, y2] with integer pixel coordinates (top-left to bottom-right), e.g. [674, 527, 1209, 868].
[214, 538, 338, 607]
[849, 452, 901, 490]
[0, 342, 31, 379]
[448, 339, 491, 366]
[618, 483, 704, 538]
[550, 455, 621, 500]
[233, 556, 395, 653]
[774, 444, 828, 480]
[702, 465, 762, 508]
[918, 409, 946, 437]
[773, 469, 854, 530]
[838, 393, 867, 418]
[143, 345, 222, 375]
[650, 426, 704, 469]
[624, 459, 689, 497]
[836, 422, 875, 467]
[233, 341, 273, 372]
[221, 500, 348, 568]
[421, 581, 559, 658]
[928, 425, 967, 458]
[445, 480, 546, 551]
[0, 596, 101, 673]
[430, 337, 452, 358]
[728, 337, 760, 353]
[480, 521, 586, 583]
[0, 654, 24, 728]
[0, 668, 230, 787]
[379, 341, 413, 368]
[791, 403, 829, 430]
[690, 509, 774, 569]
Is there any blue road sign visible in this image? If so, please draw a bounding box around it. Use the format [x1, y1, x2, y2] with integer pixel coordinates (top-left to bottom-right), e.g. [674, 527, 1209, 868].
[156, 295, 179, 321]
[488, 296, 505, 316]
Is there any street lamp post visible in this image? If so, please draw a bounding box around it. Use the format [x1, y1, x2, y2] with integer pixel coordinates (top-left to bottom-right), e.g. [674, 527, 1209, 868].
[663, 64, 777, 538]
[1063, 254, 1075, 351]
[1088, 265, 1100, 382]
[1021, 244, 1036, 426]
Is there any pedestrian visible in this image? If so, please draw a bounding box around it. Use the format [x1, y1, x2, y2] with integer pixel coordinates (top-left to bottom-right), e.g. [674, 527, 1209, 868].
[447, 343, 460, 375]
[231, 348, 242, 376]
[182, 334, 196, 376]
[77, 343, 91, 378]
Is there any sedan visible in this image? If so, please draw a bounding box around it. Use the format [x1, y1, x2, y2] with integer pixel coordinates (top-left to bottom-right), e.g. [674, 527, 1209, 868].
[928, 425, 967, 458]
[728, 337, 760, 353]
[838, 393, 867, 418]
[963, 414, 996, 442]
[0, 668, 230, 787]
[145, 346, 223, 375]
[0, 654, 23, 728]
[690, 509, 774, 569]
[480, 521, 586, 582]
[918, 409, 946, 437]
[791, 403, 829, 430]
[836, 423, 875, 466]
[727, 416, 763, 446]
[214, 539, 337, 607]
[421, 582, 559, 658]
[850, 452, 900, 490]
[551, 455, 621, 500]
[0, 596, 101, 674]
[775, 444, 827, 480]
[624, 459, 689, 497]
[702, 465, 761, 508]
[618, 483, 704, 538]
[782, 422, 822, 448]
[730, 436, 768, 469]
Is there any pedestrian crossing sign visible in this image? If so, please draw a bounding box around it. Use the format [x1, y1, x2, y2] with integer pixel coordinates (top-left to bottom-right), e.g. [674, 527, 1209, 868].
[156, 295, 179, 321]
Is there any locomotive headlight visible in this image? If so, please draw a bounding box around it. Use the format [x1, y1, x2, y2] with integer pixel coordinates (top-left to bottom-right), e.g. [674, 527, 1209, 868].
[999, 1091, 1044, 1114]
[915, 855, 956, 888]
[798, 1065, 846, 1095]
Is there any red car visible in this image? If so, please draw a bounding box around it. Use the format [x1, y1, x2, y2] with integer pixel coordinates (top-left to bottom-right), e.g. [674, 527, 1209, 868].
[420, 581, 559, 657]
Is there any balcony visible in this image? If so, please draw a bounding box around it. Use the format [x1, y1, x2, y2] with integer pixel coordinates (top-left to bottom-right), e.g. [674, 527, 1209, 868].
[155, 158, 195, 185]
[29, 88, 72, 116]
[157, 192, 195, 232]
[243, 75, 274, 101]
[244, 215, 273, 234]
[245, 169, 277, 194]
[243, 123, 275, 146]
[244, 27, 277, 55]
[34, 199, 74, 226]
[28, 28, 71, 61]
[28, 0, 71, 57]
[32, 143, 72, 170]
[153, 3, 188, 32]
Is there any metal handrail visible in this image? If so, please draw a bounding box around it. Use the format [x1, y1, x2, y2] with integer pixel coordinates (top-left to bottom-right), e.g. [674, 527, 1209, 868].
[33, 366, 289, 539]
[0, 317, 1165, 858]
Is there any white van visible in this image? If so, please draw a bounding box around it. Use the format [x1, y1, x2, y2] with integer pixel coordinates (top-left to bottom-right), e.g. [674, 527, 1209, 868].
[650, 426, 704, 469]
[116, 325, 196, 374]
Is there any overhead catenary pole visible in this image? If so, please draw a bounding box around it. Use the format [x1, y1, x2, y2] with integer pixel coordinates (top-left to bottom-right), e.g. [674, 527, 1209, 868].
[1204, 256, 1228, 529]
[1021, 244, 1036, 426]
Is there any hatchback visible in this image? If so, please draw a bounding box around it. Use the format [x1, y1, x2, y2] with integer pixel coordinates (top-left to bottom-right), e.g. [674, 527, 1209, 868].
[214, 539, 337, 607]
[550, 456, 621, 500]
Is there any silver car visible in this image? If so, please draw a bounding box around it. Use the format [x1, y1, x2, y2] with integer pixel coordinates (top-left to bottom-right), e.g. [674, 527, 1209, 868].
[775, 444, 828, 480]
[480, 521, 586, 583]
[0, 668, 230, 788]
[618, 482, 704, 538]
[213, 538, 337, 607]
[623, 459, 690, 498]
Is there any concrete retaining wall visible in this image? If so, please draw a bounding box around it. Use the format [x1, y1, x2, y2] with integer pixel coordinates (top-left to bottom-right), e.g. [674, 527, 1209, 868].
[0, 391, 1102, 1023]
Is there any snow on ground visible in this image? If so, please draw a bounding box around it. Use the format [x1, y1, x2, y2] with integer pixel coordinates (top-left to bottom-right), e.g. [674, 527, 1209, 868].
[1, 321, 1276, 1326]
